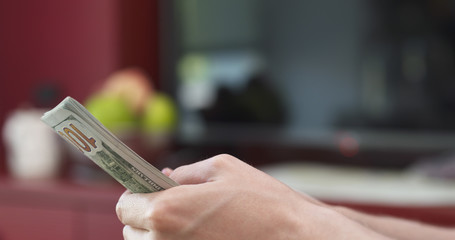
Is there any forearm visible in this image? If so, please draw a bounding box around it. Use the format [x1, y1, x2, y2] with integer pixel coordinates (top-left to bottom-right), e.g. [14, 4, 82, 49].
[334, 206, 455, 240]
[308, 206, 394, 240]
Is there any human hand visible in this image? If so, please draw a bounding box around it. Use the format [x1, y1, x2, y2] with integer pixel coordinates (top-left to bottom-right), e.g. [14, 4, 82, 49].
[116, 154, 390, 240]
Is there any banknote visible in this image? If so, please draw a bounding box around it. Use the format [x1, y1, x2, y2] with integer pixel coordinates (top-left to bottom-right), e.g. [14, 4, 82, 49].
[41, 96, 178, 193]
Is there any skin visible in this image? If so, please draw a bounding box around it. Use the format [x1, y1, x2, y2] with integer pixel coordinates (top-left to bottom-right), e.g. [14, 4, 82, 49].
[334, 206, 455, 240]
[116, 154, 390, 240]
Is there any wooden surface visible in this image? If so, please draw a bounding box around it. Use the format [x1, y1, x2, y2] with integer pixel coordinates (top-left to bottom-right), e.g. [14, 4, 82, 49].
[0, 178, 125, 240]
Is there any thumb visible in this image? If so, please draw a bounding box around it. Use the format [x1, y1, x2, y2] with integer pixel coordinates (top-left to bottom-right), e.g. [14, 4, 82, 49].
[169, 154, 236, 185]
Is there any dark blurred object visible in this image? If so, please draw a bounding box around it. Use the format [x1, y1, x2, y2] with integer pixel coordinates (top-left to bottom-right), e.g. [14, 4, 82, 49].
[200, 74, 286, 126]
[337, 0, 455, 131]
[33, 83, 61, 109]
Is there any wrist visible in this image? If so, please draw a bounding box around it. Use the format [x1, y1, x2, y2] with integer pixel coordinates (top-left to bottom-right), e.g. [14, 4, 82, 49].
[332, 206, 358, 219]
[291, 197, 389, 239]
[331, 205, 372, 228]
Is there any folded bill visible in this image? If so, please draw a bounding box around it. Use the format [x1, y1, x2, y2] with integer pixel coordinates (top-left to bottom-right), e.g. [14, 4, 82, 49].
[41, 96, 178, 193]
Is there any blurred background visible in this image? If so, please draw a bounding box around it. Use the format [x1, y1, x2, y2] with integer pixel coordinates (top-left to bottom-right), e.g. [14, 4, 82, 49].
[1, 0, 455, 239]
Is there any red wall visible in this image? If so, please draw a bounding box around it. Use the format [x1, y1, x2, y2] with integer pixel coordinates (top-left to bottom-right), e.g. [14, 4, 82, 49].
[0, 1, 122, 174]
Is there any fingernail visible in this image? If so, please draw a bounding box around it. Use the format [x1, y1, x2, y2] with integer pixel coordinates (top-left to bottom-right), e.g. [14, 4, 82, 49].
[162, 168, 173, 176]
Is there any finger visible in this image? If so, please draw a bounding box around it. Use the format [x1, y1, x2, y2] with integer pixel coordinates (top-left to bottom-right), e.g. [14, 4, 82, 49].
[161, 167, 173, 176]
[116, 190, 160, 230]
[123, 225, 155, 240]
[169, 154, 237, 185]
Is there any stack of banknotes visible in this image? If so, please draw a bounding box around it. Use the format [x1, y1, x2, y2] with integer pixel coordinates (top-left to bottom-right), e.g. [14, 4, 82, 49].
[41, 97, 178, 193]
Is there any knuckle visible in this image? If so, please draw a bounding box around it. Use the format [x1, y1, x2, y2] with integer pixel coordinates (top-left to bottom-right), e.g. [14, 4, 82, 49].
[122, 225, 130, 239]
[115, 199, 125, 223]
[146, 200, 176, 232]
[171, 164, 188, 177]
[115, 191, 131, 223]
[216, 153, 235, 160]
[210, 154, 236, 169]
[115, 200, 123, 222]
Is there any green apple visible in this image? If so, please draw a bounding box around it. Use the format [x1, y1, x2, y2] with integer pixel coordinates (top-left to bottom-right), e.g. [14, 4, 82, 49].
[85, 94, 137, 133]
[141, 93, 178, 134]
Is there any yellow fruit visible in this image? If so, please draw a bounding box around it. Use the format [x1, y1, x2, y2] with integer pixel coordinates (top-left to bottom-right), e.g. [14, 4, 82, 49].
[85, 94, 137, 133]
[142, 93, 178, 134]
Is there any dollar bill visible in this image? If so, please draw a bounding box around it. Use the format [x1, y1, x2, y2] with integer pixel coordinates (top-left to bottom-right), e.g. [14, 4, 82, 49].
[41, 96, 178, 193]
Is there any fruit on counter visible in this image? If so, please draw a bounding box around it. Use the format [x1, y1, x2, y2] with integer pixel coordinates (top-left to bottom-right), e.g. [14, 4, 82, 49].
[141, 93, 178, 134]
[85, 94, 138, 133]
[84, 68, 178, 136]
[101, 68, 154, 114]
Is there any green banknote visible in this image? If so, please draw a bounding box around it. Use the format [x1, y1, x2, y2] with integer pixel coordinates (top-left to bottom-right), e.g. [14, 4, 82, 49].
[41, 97, 178, 193]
